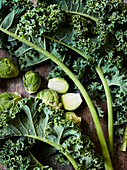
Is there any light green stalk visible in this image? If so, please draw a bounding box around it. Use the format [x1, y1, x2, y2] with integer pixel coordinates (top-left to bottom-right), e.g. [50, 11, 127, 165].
[0, 27, 113, 170]
[121, 126, 127, 152]
[29, 151, 45, 168]
[95, 66, 113, 152]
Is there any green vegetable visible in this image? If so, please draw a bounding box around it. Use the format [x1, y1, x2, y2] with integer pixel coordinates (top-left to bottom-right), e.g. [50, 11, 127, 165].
[61, 93, 82, 111]
[0, 92, 21, 112]
[48, 77, 69, 94]
[0, 97, 104, 169]
[65, 112, 81, 125]
[0, 57, 19, 78]
[18, 3, 66, 39]
[36, 89, 62, 109]
[121, 126, 127, 152]
[23, 71, 41, 94]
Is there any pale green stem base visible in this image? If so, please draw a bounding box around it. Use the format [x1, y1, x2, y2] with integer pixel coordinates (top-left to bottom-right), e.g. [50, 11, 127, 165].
[121, 126, 127, 152]
[95, 66, 113, 152]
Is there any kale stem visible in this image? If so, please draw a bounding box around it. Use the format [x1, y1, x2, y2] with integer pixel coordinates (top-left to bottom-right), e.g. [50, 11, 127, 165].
[95, 66, 113, 153]
[68, 11, 98, 22]
[29, 151, 44, 168]
[0, 27, 113, 170]
[121, 126, 127, 152]
[25, 135, 79, 170]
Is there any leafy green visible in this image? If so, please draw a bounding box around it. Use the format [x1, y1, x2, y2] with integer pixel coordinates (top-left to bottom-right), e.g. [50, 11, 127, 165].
[0, 10, 15, 29]
[18, 3, 66, 39]
[0, 2, 47, 69]
[0, 137, 36, 170]
[0, 97, 104, 169]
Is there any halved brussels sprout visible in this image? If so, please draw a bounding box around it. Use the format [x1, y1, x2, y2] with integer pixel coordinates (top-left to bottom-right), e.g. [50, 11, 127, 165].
[61, 93, 82, 111]
[36, 89, 62, 109]
[0, 92, 22, 112]
[0, 57, 19, 78]
[23, 71, 41, 94]
[48, 77, 69, 94]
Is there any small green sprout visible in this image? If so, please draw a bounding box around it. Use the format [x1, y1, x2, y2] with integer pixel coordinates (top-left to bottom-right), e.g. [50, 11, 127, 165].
[0, 57, 19, 78]
[61, 93, 82, 111]
[65, 112, 81, 125]
[23, 71, 41, 94]
[48, 77, 69, 94]
[0, 92, 22, 112]
[36, 89, 62, 109]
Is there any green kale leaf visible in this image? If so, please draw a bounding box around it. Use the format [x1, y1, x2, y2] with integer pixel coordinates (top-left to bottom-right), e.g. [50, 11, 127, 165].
[0, 97, 103, 169]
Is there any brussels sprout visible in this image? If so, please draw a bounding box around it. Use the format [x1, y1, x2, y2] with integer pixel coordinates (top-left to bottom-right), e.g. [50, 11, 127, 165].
[36, 89, 62, 109]
[61, 93, 82, 111]
[0, 92, 22, 112]
[0, 57, 19, 78]
[48, 77, 69, 94]
[65, 112, 81, 125]
[23, 71, 41, 94]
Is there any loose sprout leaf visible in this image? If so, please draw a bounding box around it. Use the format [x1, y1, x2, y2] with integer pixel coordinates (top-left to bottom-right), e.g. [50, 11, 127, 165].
[1, 10, 15, 30]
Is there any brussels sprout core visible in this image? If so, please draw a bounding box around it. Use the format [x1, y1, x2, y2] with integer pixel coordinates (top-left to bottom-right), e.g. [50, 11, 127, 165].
[36, 89, 62, 109]
[61, 93, 82, 111]
[0, 57, 19, 78]
[65, 112, 81, 125]
[23, 71, 41, 94]
[48, 77, 69, 94]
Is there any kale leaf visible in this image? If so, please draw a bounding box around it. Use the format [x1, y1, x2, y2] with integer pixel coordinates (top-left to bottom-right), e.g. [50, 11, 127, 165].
[0, 97, 103, 169]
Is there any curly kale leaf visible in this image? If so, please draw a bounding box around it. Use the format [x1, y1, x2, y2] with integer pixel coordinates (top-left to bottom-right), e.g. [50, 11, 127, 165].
[1, 0, 33, 11]
[0, 97, 103, 169]
[0, 137, 37, 170]
[18, 3, 66, 40]
[0, 137, 52, 170]
[99, 63, 127, 137]
[55, 0, 86, 14]
[13, 37, 48, 69]
[58, 135, 104, 169]
[0, 2, 48, 69]
[102, 64, 127, 93]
